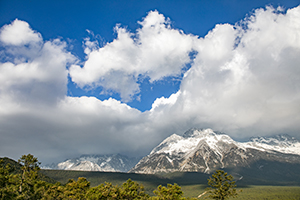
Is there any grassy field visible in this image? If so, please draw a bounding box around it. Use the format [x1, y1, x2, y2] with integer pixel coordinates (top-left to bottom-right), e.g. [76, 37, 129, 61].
[233, 186, 300, 200]
[181, 185, 300, 199]
[40, 169, 300, 199]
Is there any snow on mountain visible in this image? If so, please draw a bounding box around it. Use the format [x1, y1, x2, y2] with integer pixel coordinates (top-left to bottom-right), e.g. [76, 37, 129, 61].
[245, 134, 300, 155]
[129, 128, 300, 174]
[44, 154, 140, 172]
[43, 128, 300, 174]
[58, 160, 105, 171]
[150, 128, 239, 158]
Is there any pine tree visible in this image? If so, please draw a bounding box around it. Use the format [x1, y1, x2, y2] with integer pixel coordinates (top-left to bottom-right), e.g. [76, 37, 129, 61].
[152, 183, 186, 200]
[17, 154, 42, 199]
[63, 177, 90, 199]
[120, 179, 149, 200]
[206, 170, 238, 200]
[0, 159, 17, 199]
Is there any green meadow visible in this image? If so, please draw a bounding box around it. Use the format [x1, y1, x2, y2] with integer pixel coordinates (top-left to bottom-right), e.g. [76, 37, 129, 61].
[180, 185, 300, 199]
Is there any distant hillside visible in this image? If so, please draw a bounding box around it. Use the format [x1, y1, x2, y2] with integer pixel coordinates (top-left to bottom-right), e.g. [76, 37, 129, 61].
[0, 157, 56, 184]
[0, 157, 22, 173]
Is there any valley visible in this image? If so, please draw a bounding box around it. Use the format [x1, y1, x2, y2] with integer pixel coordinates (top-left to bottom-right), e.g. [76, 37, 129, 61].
[39, 169, 300, 199]
[2, 155, 300, 199]
[3, 128, 300, 199]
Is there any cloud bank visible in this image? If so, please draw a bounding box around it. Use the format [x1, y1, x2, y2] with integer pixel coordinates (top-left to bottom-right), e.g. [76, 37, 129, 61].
[69, 11, 196, 102]
[0, 6, 300, 163]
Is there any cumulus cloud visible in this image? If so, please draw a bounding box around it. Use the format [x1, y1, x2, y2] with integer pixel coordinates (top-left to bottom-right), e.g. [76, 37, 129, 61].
[0, 39, 75, 106]
[0, 19, 162, 163]
[151, 5, 300, 137]
[1, 5, 300, 164]
[0, 20, 77, 161]
[69, 10, 196, 101]
[0, 19, 42, 46]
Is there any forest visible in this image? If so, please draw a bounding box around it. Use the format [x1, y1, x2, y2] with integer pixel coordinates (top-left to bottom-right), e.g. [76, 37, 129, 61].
[0, 154, 240, 200]
[1, 154, 300, 199]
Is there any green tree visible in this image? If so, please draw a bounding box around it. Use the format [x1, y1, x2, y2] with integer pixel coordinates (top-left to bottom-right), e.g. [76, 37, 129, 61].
[86, 181, 121, 199]
[41, 182, 65, 200]
[63, 177, 90, 199]
[0, 160, 17, 199]
[206, 170, 238, 200]
[152, 183, 186, 200]
[32, 180, 51, 200]
[120, 179, 149, 200]
[17, 154, 42, 199]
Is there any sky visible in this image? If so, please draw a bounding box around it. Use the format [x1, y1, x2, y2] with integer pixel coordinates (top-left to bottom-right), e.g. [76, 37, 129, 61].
[0, 0, 300, 164]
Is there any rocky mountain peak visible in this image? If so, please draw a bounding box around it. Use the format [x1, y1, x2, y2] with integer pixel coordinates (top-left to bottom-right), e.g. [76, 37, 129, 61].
[182, 128, 215, 138]
[129, 128, 300, 174]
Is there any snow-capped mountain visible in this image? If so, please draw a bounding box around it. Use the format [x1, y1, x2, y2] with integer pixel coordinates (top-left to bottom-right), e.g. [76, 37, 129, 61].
[44, 154, 140, 172]
[129, 128, 300, 174]
[246, 134, 300, 155]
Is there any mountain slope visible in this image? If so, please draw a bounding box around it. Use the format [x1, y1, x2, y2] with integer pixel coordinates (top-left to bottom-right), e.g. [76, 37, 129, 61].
[44, 154, 140, 172]
[129, 128, 300, 174]
[0, 157, 57, 183]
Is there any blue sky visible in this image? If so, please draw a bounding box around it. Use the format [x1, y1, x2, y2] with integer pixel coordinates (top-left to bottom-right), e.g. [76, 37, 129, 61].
[0, 0, 300, 164]
[2, 0, 299, 111]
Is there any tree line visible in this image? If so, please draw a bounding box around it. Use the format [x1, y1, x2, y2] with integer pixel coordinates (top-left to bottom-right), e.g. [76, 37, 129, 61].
[0, 154, 238, 199]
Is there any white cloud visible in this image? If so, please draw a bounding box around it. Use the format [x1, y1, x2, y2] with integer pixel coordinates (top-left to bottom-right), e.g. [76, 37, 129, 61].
[151, 5, 300, 138]
[1, 5, 300, 164]
[0, 42, 75, 106]
[151, 91, 181, 111]
[69, 10, 196, 102]
[0, 19, 158, 163]
[0, 19, 42, 46]
[0, 20, 76, 106]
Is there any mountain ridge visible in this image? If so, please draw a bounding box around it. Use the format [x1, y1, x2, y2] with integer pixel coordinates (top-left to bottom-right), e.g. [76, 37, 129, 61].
[129, 128, 300, 174]
[43, 154, 140, 172]
[43, 128, 300, 173]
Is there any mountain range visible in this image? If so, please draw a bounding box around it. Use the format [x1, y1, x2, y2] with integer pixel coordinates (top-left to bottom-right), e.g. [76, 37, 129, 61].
[129, 128, 300, 174]
[43, 154, 140, 172]
[44, 128, 300, 174]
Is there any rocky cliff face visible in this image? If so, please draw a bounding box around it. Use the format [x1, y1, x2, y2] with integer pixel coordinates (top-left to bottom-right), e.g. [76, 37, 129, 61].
[129, 128, 300, 174]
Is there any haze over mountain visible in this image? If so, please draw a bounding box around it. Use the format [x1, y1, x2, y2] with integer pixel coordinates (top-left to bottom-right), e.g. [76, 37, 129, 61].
[43, 154, 140, 172]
